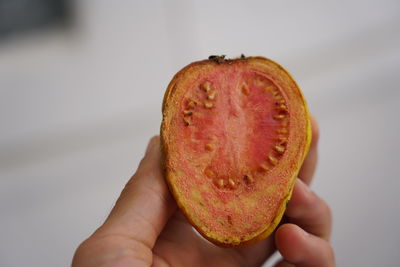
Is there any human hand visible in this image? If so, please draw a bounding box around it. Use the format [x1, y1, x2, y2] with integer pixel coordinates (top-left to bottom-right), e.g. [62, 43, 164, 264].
[72, 116, 335, 267]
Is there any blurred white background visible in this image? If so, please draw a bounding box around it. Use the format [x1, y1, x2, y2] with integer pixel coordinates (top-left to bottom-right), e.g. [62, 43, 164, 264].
[1, 0, 400, 266]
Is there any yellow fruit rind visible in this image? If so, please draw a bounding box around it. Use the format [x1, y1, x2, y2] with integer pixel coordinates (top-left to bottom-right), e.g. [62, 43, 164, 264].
[161, 56, 312, 247]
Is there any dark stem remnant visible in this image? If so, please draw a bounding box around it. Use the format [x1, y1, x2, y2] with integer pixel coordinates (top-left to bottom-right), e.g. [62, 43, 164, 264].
[208, 54, 246, 64]
[209, 55, 226, 64]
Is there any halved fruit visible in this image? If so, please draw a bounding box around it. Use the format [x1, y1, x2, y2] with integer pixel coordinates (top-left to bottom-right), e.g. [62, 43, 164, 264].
[161, 56, 311, 247]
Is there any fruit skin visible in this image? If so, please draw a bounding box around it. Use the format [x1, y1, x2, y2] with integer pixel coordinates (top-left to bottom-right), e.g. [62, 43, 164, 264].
[160, 56, 312, 247]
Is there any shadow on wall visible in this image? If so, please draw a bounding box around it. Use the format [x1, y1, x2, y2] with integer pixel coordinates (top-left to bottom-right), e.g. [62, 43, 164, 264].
[0, 0, 72, 41]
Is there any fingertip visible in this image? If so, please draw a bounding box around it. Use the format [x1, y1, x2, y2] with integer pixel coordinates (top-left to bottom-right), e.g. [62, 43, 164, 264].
[139, 136, 162, 173]
[146, 135, 160, 155]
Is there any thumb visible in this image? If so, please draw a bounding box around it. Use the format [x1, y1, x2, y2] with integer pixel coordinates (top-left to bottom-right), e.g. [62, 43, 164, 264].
[100, 136, 176, 249]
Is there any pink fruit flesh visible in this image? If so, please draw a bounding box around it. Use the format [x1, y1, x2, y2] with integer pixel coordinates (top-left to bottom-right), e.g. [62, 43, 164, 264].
[172, 66, 292, 240]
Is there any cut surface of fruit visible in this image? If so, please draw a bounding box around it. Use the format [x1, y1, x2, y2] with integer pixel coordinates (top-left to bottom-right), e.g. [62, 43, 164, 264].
[161, 56, 311, 247]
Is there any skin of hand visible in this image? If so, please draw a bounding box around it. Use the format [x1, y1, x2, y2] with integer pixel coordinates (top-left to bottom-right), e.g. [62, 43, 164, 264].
[72, 116, 335, 267]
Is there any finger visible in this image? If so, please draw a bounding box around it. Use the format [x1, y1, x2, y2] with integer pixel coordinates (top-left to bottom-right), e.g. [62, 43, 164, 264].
[275, 224, 335, 267]
[99, 136, 176, 249]
[285, 179, 332, 240]
[298, 114, 319, 185]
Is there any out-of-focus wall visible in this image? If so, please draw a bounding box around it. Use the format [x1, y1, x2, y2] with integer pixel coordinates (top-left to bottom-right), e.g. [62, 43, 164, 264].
[1, 1, 399, 266]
